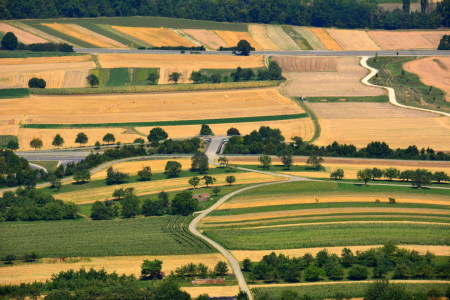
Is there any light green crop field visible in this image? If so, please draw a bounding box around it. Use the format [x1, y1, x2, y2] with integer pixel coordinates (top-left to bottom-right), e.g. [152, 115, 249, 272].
[29, 161, 59, 172]
[0, 216, 215, 257]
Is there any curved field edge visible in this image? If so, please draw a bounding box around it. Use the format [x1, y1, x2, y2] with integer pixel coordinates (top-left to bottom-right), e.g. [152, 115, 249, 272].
[203, 223, 450, 250]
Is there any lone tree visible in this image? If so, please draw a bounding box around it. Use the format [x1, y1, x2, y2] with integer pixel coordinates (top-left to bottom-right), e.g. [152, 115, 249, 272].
[188, 176, 201, 189]
[202, 175, 216, 187]
[357, 168, 373, 186]
[147, 127, 168, 143]
[30, 138, 43, 151]
[141, 259, 163, 278]
[236, 39, 252, 56]
[165, 160, 182, 177]
[168, 72, 182, 84]
[330, 168, 345, 180]
[147, 72, 160, 85]
[189, 70, 203, 83]
[278, 150, 293, 170]
[137, 166, 152, 181]
[1, 32, 18, 50]
[28, 78, 46, 88]
[191, 151, 209, 173]
[214, 261, 229, 275]
[199, 124, 213, 135]
[258, 155, 272, 170]
[75, 132, 88, 147]
[86, 74, 99, 88]
[227, 127, 240, 136]
[52, 134, 64, 149]
[438, 35, 450, 50]
[306, 155, 324, 170]
[102, 133, 116, 144]
[226, 175, 236, 185]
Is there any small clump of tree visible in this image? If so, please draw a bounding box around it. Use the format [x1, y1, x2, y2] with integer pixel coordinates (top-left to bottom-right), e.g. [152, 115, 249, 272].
[28, 78, 46, 88]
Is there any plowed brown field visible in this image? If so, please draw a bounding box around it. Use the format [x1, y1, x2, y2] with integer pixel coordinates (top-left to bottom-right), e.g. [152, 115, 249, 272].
[0, 87, 300, 126]
[266, 26, 299, 50]
[283, 57, 384, 97]
[368, 30, 450, 50]
[0, 22, 47, 44]
[308, 28, 341, 50]
[112, 26, 196, 47]
[404, 57, 450, 101]
[98, 53, 264, 69]
[214, 30, 262, 50]
[182, 29, 229, 49]
[272, 56, 337, 72]
[248, 25, 280, 50]
[327, 29, 380, 50]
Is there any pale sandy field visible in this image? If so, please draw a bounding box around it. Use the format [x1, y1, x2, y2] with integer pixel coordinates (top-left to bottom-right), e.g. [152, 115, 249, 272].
[327, 29, 380, 51]
[272, 56, 337, 72]
[97, 53, 264, 69]
[0, 22, 47, 44]
[248, 25, 280, 50]
[3, 21, 71, 45]
[0, 55, 92, 65]
[182, 286, 240, 298]
[111, 26, 196, 47]
[283, 57, 385, 97]
[307, 28, 342, 50]
[182, 29, 229, 49]
[368, 30, 450, 50]
[158, 67, 196, 84]
[0, 253, 227, 285]
[266, 25, 300, 50]
[404, 57, 450, 101]
[214, 30, 262, 50]
[65, 24, 126, 48]
[0, 87, 301, 126]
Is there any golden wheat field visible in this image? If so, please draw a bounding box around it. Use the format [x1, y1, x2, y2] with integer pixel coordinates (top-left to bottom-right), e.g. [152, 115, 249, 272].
[232, 245, 450, 261]
[0, 22, 47, 44]
[214, 30, 262, 50]
[327, 29, 380, 51]
[0, 55, 92, 65]
[367, 30, 450, 50]
[248, 25, 280, 50]
[97, 53, 264, 69]
[57, 172, 286, 204]
[307, 28, 342, 50]
[272, 56, 337, 72]
[181, 29, 229, 49]
[0, 253, 226, 285]
[182, 286, 240, 298]
[283, 57, 385, 97]
[0, 87, 301, 125]
[404, 57, 450, 101]
[111, 26, 196, 47]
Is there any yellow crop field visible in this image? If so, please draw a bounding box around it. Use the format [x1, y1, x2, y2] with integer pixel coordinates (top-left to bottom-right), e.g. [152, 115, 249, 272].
[57, 172, 286, 204]
[214, 30, 262, 50]
[0, 22, 47, 44]
[327, 29, 380, 50]
[266, 25, 300, 50]
[62, 69, 90, 88]
[0, 87, 300, 126]
[248, 25, 280, 50]
[111, 26, 196, 47]
[182, 286, 240, 298]
[0, 55, 92, 65]
[65, 24, 127, 48]
[182, 29, 229, 49]
[42, 23, 120, 48]
[0, 253, 225, 285]
[368, 30, 450, 50]
[21, 70, 66, 88]
[232, 245, 450, 261]
[98, 53, 264, 69]
[308, 28, 342, 50]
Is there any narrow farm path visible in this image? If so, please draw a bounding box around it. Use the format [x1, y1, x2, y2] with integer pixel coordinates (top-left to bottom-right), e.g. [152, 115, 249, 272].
[360, 56, 450, 117]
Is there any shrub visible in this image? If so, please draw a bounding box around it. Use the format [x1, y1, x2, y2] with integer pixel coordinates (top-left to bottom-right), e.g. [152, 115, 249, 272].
[28, 78, 46, 88]
[348, 265, 368, 280]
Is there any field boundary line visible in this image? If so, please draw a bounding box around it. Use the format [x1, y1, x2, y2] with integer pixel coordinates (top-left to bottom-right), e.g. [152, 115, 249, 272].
[360, 56, 450, 117]
[250, 279, 450, 288]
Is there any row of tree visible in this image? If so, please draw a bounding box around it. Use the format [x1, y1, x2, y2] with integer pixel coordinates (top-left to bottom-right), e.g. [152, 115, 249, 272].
[356, 167, 449, 187]
[244, 242, 450, 284]
[1, 0, 450, 30]
[170, 261, 229, 278]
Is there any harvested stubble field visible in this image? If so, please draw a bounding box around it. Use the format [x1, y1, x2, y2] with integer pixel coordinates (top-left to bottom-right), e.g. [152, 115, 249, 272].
[111, 26, 196, 47]
[42, 23, 124, 48]
[97, 53, 264, 69]
[283, 57, 385, 97]
[293, 27, 326, 50]
[0, 87, 300, 126]
[182, 29, 229, 49]
[3, 21, 70, 45]
[214, 30, 262, 50]
[265, 26, 300, 50]
[56, 172, 286, 204]
[248, 25, 280, 50]
[327, 29, 380, 51]
[367, 30, 450, 50]
[182, 286, 239, 298]
[272, 56, 337, 72]
[158, 67, 195, 84]
[136, 118, 315, 143]
[0, 253, 226, 286]
[232, 245, 450, 261]
[308, 102, 450, 150]
[307, 28, 342, 50]
[404, 57, 450, 101]
[0, 22, 47, 44]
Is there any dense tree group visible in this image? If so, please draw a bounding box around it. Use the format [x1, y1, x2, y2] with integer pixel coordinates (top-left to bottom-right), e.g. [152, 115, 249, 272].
[0, 149, 44, 189]
[1, 0, 449, 30]
[356, 167, 449, 187]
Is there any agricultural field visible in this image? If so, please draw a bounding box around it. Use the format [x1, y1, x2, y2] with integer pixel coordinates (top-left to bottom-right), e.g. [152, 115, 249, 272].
[404, 57, 450, 102]
[111, 26, 197, 47]
[214, 30, 262, 50]
[327, 29, 380, 51]
[307, 28, 342, 51]
[368, 30, 450, 50]
[182, 29, 229, 50]
[265, 26, 300, 50]
[0, 22, 47, 44]
[280, 57, 385, 97]
[248, 25, 280, 50]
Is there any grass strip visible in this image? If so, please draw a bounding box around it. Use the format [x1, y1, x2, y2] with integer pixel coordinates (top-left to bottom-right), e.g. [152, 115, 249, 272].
[21, 113, 308, 129]
[306, 95, 389, 103]
[0, 88, 30, 99]
[106, 68, 129, 86]
[0, 51, 84, 58]
[204, 223, 450, 250]
[29, 161, 59, 171]
[294, 98, 321, 143]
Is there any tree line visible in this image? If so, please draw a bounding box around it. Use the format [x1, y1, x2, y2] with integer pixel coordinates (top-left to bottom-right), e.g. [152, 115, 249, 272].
[223, 126, 450, 161]
[1, 32, 73, 51]
[1, 0, 449, 30]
